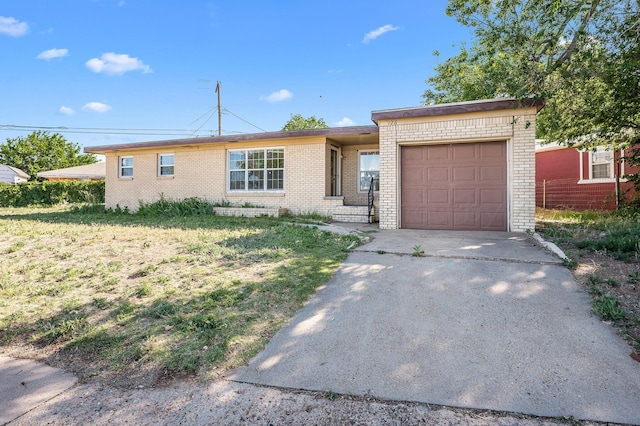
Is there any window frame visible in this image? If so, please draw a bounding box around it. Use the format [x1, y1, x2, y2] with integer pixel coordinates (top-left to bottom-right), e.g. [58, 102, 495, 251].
[158, 153, 175, 177]
[118, 156, 133, 178]
[357, 150, 380, 193]
[578, 148, 626, 184]
[227, 147, 285, 192]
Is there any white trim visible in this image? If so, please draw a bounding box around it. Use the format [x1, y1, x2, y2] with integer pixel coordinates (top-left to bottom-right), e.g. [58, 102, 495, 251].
[227, 147, 285, 192]
[158, 153, 175, 177]
[357, 149, 380, 193]
[330, 145, 341, 196]
[118, 156, 133, 178]
[577, 148, 626, 184]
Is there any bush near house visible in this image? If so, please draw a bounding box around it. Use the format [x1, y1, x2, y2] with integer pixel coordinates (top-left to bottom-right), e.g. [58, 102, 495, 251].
[0, 180, 104, 207]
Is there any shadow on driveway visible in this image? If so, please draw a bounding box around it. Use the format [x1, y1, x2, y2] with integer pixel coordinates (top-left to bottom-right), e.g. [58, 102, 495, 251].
[230, 231, 640, 425]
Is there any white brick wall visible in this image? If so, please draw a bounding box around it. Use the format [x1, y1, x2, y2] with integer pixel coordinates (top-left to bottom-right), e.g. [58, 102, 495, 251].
[377, 108, 538, 232]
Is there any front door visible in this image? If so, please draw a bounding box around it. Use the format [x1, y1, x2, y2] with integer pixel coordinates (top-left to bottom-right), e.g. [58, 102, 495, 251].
[330, 147, 340, 196]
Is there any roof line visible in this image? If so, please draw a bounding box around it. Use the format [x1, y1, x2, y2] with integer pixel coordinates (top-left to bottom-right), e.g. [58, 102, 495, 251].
[85, 125, 379, 153]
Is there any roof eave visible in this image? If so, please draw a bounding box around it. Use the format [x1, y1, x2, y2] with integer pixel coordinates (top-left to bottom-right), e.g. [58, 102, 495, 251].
[371, 98, 546, 124]
[84, 125, 379, 154]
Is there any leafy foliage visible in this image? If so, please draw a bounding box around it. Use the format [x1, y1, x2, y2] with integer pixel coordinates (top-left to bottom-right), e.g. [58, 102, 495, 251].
[0, 180, 104, 207]
[0, 131, 97, 181]
[425, 0, 640, 206]
[281, 113, 329, 131]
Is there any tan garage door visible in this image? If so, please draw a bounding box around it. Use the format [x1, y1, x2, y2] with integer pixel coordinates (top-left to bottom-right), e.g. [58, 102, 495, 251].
[401, 142, 507, 230]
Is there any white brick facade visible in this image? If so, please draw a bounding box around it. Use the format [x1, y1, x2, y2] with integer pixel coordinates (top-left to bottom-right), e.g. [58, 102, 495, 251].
[376, 107, 539, 232]
[89, 99, 542, 231]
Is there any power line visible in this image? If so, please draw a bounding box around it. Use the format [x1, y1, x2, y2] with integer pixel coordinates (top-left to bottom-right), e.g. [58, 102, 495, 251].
[222, 108, 266, 132]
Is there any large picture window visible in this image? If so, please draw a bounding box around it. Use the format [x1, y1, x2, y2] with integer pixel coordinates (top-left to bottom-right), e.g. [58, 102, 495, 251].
[358, 150, 379, 192]
[228, 148, 284, 191]
[119, 156, 133, 178]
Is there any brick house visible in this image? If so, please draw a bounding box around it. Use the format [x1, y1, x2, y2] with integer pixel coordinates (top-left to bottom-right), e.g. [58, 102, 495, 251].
[535, 141, 638, 210]
[85, 98, 543, 232]
[37, 162, 106, 181]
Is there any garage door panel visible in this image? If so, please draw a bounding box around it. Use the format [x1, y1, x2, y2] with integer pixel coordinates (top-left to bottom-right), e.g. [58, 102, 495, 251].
[452, 144, 476, 159]
[402, 189, 424, 204]
[480, 166, 505, 182]
[453, 211, 478, 228]
[453, 166, 476, 181]
[427, 211, 451, 227]
[401, 142, 507, 231]
[480, 189, 505, 204]
[452, 189, 477, 204]
[481, 212, 505, 228]
[428, 167, 449, 181]
[427, 145, 450, 160]
[480, 143, 506, 158]
[427, 189, 449, 204]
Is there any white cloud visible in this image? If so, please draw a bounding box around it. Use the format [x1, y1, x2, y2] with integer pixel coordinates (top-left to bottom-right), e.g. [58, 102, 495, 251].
[335, 117, 356, 127]
[37, 48, 69, 60]
[260, 89, 293, 103]
[85, 52, 152, 75]
[363, 24, 399, 43]
[82, 102, 112, 113]
[58, 106, 74, 115]
[0, 16, 29, 37]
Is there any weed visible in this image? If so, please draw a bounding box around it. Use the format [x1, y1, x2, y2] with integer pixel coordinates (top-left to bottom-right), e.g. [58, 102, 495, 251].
[628, 271, 640, 285]
[592, 295, 626, 321]
[129, 265, 157, 279]
[562, 255, 578, 269]
[376, 250, 386, 254]
[605, 278, 619, 287]
[134, 283, 153, 298]
[324, 390, 338, 400]
[5, 241, 25, 254]
[92, 297, 109, 309]
[586, 275, 602, 286]
[412, 245, 425, 257]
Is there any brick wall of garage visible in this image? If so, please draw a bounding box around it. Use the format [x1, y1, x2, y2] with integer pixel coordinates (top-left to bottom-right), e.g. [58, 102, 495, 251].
[377, 108, 539, 232]
[103, 138, 344, 215]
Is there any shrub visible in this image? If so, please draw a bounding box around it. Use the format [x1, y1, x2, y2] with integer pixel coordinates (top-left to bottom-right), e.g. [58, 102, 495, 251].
[0, 181, 104, 207]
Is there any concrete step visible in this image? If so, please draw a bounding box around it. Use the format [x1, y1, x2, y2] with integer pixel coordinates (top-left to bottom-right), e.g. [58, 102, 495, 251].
[332, 206, 376, 223]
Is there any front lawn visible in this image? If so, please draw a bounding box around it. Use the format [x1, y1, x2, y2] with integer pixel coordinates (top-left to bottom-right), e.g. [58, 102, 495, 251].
[0, 205, 360, 387]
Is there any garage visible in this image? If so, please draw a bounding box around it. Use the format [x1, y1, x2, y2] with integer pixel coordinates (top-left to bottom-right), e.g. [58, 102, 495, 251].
[401, 141, 507, 231]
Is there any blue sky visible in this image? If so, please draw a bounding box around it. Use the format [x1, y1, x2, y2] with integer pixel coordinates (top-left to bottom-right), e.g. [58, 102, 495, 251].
[0, 1, 471, 150]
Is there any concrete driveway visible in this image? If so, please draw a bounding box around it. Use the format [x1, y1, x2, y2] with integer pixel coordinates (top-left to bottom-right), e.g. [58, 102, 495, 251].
[230, 230, 640, 425]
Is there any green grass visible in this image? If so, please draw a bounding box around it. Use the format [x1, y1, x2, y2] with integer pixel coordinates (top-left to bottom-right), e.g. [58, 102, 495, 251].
[0, 204, 360, 383]
[536, 208, 640, 262]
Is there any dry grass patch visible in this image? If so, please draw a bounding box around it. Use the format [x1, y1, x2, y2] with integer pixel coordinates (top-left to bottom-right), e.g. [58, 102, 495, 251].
[0, 205, 360, 388]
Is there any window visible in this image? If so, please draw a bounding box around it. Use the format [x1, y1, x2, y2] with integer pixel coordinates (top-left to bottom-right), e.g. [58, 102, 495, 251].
[578, 147, 626, 184]
[158, 154, 174, 176]
[591, 149, 613, 179]
[119, 156, 133, 177]
[228, 148, 284, 191]
[358, 150, 379, 192]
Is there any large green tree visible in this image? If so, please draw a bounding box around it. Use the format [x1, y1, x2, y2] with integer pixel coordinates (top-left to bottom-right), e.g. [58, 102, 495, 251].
[0, 131, 97, 181]
[281, 114, 329, 131]
[424, 0, 640, 205]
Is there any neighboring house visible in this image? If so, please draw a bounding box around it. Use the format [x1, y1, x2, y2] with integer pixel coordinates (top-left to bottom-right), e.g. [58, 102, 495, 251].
[37, 162, 106, 181]
[535, 141, 638, 210]
[85, 98, 543, 232]
[0, 164, 29, 184]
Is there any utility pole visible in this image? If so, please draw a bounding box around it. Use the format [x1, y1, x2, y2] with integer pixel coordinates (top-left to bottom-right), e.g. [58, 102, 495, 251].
[215, 81, 222, 136]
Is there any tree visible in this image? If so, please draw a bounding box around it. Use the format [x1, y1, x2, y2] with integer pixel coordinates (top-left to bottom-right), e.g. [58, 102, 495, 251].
[0, 131, 97, 181]
[423, 0, 640, 206]
[281, 114, 329, 131]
